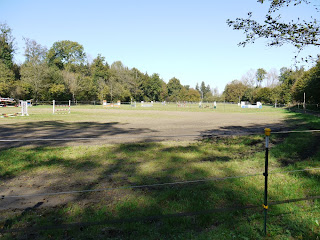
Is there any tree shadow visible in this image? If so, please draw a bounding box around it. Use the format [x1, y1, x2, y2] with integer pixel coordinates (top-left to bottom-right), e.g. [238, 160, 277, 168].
[0, 121, 158, 149]
[1, 112, 320, 239]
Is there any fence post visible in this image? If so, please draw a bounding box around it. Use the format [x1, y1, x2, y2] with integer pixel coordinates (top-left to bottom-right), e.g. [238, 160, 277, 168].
[263, 128, 271, 236]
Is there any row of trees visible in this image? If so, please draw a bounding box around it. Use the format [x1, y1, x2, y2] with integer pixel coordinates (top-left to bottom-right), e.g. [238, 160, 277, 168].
[224, 0, 319, 104]
[223, 63, 320, 104]
[1, 23, 220, 103]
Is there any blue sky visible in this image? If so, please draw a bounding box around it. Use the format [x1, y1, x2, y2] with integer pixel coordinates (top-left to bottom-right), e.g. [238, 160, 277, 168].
[0, 0, 318, 92]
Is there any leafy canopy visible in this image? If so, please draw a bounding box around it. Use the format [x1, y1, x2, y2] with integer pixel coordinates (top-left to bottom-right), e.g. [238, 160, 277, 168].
[0, 23, 15, 69]
[47, 40, 86, 69]
[227, 0, 319, 61]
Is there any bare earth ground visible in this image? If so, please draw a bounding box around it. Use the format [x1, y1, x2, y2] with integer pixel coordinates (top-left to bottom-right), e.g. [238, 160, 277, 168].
[0, 109, 288, 146]
[0, 109, 289, 212]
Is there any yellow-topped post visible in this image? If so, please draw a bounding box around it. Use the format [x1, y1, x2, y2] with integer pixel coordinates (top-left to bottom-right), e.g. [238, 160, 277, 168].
[265, 128, 271, 136]
[263, 128, 271, 235]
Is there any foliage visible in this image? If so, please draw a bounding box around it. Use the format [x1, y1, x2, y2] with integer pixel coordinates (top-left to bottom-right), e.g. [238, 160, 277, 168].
[142, 73, 163, 101]
[0, 61, 15, 96]
[292, 60, 320, 103]
[254, 87, 272, 103]
[47, 40, 86, 69]
[200, 81, 211, 99]
[256, 68, 267, 87]
[2, 23, 319, 104]
[23, 38, 47, 64]
[227, 0, 319, 61]
[20, 62, 50, 101]
[62, 70, 80, 101]
[167, 77, 183, 101]
[186, 88, 201, 102]
[223, 80, 248, 102]
[0, 23, 15, 69]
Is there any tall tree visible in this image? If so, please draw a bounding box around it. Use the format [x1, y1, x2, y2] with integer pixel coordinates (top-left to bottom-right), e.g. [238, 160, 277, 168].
[90, 54, 109, 101]
[108, 61, 133, 101]
[62, 70, 80, 102]
[91, 54, 109, 81]
[224, 80, 248, 102]
[0, 23, 15, 69]
[266, 68, 279, 87]
[0, 61, 15, 96]
[20, 62, 49, 101]
[185, 88, 201, 102]
[129, 68, 144, 101]
[47, 40, 86, 69]
[200, 81, 206, 99]
[241, 69, 256, 87]
[20, 39, 50, 101]
[23, 38, 47, 64]
[277, 66, 305, 103]
[167, 77, 182, 101]
[292, 60, 320, 103]
[256, 68, 267, 87]
[142, 73, 162, 101]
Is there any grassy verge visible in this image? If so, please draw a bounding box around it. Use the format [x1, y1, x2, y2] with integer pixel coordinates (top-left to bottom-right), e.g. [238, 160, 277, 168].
[0, 112, 320, 239]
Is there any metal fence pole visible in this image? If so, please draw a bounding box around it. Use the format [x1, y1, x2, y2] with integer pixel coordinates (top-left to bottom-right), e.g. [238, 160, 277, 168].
[263, 128, 271, 235]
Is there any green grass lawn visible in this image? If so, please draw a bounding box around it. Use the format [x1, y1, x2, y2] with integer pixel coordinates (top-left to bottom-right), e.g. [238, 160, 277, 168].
[0, 111, 320, 239]
[1, 102, 286, 117]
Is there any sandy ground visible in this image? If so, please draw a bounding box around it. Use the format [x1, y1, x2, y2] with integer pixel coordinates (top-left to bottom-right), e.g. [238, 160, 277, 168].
[0, 109, 290, 211]
[0, 109, 288, 147]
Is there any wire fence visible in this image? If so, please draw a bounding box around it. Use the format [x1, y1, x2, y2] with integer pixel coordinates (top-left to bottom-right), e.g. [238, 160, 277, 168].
[28, 101, 320, 112]
[1, 194, 320, 234]
[0, 130, 319, 142]
[1, 167, 320, 200]
[1, 129, 320, 235]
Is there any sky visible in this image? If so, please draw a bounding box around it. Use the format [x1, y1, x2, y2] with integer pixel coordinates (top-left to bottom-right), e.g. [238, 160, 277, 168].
[0, 0, 318, 92]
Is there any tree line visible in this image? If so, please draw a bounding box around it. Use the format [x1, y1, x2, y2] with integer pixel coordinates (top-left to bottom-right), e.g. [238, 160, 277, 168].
[223, 64, 320, 105]
[225, 0, 319, 105]
[0, 23, 220, 103]
[1, 22, 318, 105]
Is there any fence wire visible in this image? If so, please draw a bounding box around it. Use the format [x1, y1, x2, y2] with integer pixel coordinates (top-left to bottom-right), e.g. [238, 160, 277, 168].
[0, 129, 319, 143]
[1, 173, 262, 199]
[2, 167, 320, 200]
[1, 129, 320, 235]
[1, 195, 320, 234]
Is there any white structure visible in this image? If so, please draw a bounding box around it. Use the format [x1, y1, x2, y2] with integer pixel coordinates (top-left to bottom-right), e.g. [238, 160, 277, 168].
[21, 101, 29, 116]
[141, 101, 153, 107]
[131, 101, 136, 107]
[53, 100, 71, 114]
[241, 101, 262, 109]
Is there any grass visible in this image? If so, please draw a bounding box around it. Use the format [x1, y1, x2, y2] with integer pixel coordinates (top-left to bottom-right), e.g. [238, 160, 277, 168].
[0, 109, 320, 239]
[0, 102, 287, 118]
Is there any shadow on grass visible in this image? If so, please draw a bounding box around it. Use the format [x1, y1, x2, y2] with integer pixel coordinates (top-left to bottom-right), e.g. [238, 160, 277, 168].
[1, 112, 320, 239]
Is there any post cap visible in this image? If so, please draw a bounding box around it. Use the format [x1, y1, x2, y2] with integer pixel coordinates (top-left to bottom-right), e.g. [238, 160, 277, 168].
[264, 128, 271, 136]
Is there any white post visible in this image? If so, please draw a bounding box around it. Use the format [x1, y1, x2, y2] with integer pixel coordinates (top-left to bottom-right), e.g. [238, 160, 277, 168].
[21, 101, 28, 116]
[69, 100, 71, 114]
[21, 101, 24, 116]
[303, 92, 306, 110]
[53, 100, 55, 114]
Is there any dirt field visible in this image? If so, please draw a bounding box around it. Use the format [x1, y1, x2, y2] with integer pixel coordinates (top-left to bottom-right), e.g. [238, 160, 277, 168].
[0, 108, 289, 148]
[0, 108, 290, 211]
